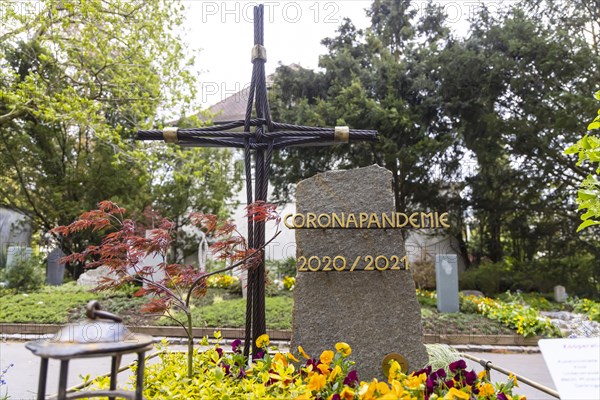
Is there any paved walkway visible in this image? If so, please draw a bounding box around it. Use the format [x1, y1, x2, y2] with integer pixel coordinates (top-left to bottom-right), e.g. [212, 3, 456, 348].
[1, 341, 557, 400]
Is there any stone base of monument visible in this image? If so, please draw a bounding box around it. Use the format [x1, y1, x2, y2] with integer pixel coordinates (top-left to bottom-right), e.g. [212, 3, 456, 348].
[290, 165, 429, 380]
[291, 270, 428, 380]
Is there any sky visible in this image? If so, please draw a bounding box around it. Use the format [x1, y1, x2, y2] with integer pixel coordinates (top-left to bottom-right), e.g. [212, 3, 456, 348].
[181, 1, 506, 107]
[183, 1, 373, 107]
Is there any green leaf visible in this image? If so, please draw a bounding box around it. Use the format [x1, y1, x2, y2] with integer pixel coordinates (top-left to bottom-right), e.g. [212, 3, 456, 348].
[588, 121, 600, 130]
[577, 219, 600, 232]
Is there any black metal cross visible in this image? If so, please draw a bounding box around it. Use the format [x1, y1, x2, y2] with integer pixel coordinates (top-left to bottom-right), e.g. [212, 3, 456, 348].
[136, 4, 377, 357]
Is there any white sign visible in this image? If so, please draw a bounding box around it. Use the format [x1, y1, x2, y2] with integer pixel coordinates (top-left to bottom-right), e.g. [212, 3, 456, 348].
[539, 338, 600, 400]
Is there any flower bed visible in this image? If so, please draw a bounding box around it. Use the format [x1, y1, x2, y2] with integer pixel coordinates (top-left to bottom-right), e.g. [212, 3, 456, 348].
[417, 289, 561, 338]
[460, 295, 561, 338]
[84, 334, 525, 400]
[206, 274, 239, 289]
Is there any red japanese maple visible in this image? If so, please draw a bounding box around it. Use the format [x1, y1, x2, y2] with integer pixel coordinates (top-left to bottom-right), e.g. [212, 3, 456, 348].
[53, 200, 280, 377]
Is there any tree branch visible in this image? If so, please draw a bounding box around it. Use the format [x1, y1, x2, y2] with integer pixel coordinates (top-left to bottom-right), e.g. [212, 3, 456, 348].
[0, 108, 27, 126]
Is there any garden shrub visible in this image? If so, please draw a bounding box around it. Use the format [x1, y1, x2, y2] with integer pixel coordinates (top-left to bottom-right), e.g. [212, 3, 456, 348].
[3, 256, 45, 292]
[459, 261, 511, 295]
[410, 260, 436, 290]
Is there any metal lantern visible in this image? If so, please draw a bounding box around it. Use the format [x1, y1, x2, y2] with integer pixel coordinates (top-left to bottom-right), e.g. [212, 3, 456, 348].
[25, 301, 154, 400]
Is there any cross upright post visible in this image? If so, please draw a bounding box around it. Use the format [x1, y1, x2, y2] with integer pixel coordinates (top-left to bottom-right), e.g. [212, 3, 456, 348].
[136, 4, 378, 357]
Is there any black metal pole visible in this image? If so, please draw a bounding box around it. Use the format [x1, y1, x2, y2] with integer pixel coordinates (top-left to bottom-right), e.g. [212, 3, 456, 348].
[252, 148, 267, 355]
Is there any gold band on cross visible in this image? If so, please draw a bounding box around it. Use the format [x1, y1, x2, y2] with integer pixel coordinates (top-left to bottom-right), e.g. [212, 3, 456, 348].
[251, 45, 267, 62]
[334, 126, 349, 143]
[163, 127, 179, 143]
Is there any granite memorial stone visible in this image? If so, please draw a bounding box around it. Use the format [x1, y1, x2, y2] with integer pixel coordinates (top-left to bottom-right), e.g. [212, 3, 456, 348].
[554, 285, 567, 303]
[46, 248, 65, 286]
[291, 165, 428, 379]
[435, 254, 459, 313]
[139, 230, 165, 289]
[6, 246, 32, 268]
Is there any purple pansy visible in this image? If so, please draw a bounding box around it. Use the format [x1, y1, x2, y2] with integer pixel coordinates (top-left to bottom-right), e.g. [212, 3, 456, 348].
[430, 368, 447, 381]
[415, 365, 433, 377]
[231, 339, 242, 354]
[464, 369, 477, 386]
[343, 370, 359, 387]
[449, 359, 467, 373]
[497, 393, 509, 400]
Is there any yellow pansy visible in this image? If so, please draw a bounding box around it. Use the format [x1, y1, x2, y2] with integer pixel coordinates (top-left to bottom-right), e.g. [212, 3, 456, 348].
[479, 383, 495, 396]
[335, 342, 352, 357]
[319, 350, 334, 365]
[443, 387, 470, 400]
[388, 360, 401, 381]
[509, 373, 519, 387]
[287, 352, 300, 363]
[406, 373, 426, 389]
[317, 363, 330, 375]
[256, 334, 270, 348]
[308, 373, 326, 391]
[376, 381, 391, 394]
[294, 395, 310, 400]
[390, 380, 405, 397]
[298, 345, 310, 359]
[340, 387, 355, 400]
[329, 365, 342, 381]
[358, 382, 374, 399]
[478, 370, 488, 380]
[273, 353, 288, 366]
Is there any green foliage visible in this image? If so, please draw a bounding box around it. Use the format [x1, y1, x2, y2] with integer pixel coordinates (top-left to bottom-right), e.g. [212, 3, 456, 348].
[460, 262, 512, 295]
[2, 256, 44, 292]
[266, 257, 297, 279]
[270, 0, 600, 283]
[460, 256, 599, 299]
[566, 90, 600, 232]
[0, 1, 240, 273]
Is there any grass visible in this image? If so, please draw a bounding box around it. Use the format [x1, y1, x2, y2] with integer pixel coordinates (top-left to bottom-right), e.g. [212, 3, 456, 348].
[0, 283, 97, 323]
[0, 282, 147, 324]
[160, 296, 294, 329]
